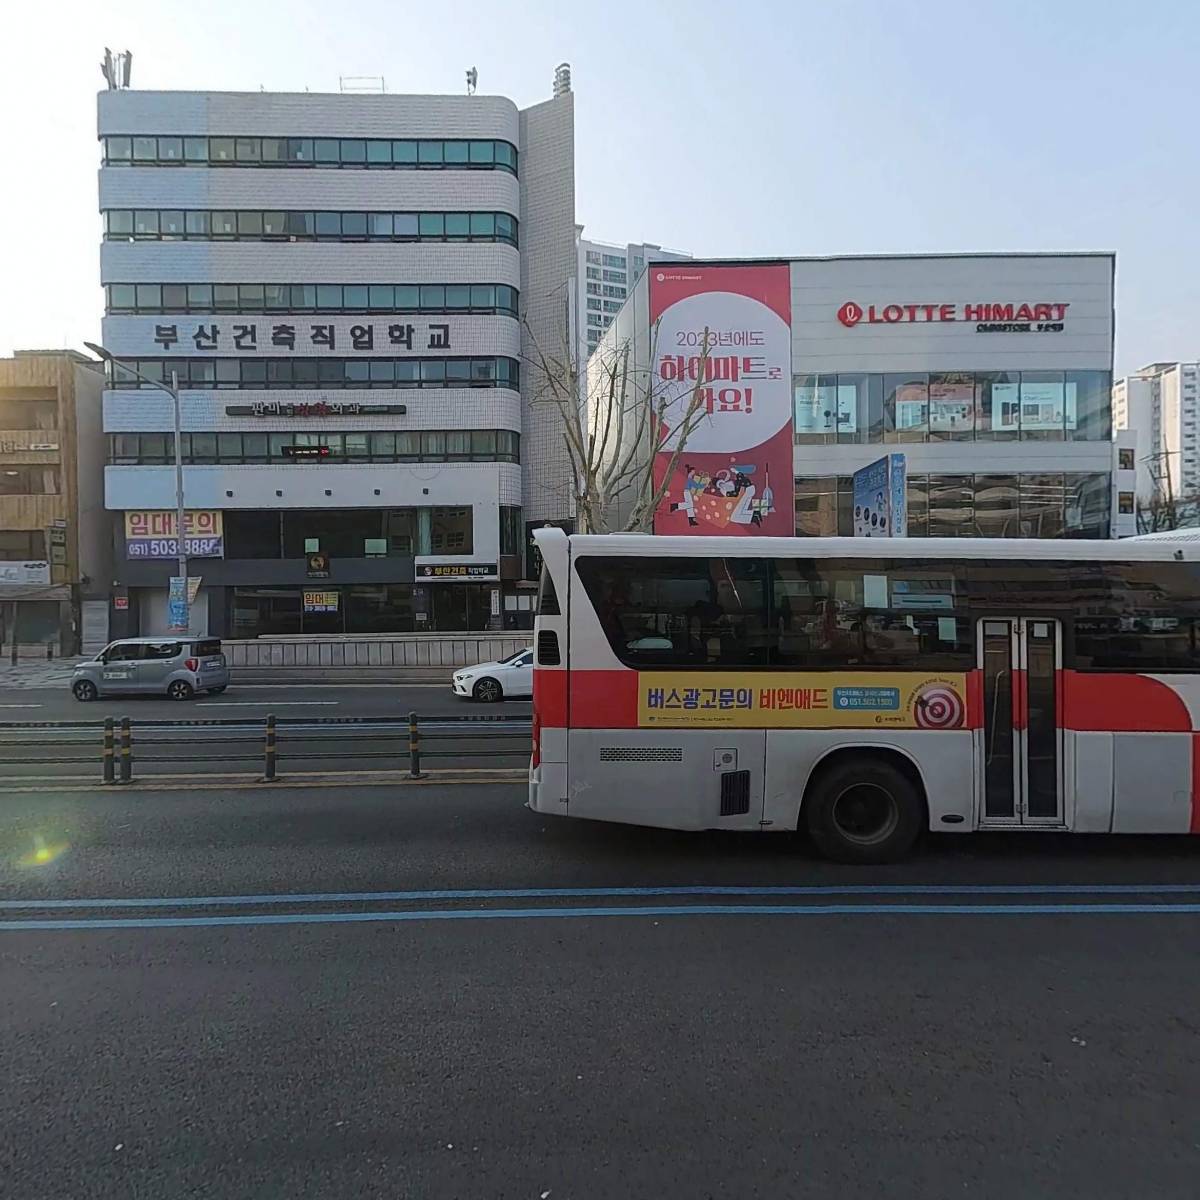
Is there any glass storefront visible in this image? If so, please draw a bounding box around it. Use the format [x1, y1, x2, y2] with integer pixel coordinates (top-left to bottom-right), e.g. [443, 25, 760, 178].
[229, 583, 496, 637]
[794, 370, 1112, 445]
[795, 473, 1111, 539]
[220, 508, 475, 560]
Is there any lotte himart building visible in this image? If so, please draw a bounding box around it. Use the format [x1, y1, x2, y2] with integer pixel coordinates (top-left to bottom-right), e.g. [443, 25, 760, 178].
[592, 252, 1135, 540]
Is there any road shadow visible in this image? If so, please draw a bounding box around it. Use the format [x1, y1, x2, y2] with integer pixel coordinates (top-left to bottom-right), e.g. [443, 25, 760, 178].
[528, 810, 1200, 885]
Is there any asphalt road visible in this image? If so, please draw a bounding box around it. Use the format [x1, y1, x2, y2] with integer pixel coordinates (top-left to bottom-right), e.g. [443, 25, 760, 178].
[4, 783, 1200, 1198]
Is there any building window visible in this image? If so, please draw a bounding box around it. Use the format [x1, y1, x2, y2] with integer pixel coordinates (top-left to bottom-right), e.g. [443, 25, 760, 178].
[274, 508, 469, 560]
[0, 530, 46, 559]
[1118, 491, 1135, 514]
[430, 507, 473, 554]
[586, 282, 601, 296]
[105, 282, 519, 317]
[0, 466, 58, 495]
[601, 285, 626, 298]
[586, 267, 600, 280]
[793, 371, 1114, 446]
[107, 356, 519, 391]
[602, 300, 622, 313]
[601, 253, 626, 268]
[586, 297, 602, 312]
[1118, 447, 1135, 471]
[792, 473, 1110, 539]
[103, 209, 518, 248]
[104, 136, 517, 174]
[107, 429, 519, 466]
[500, 505, 523, 564]
[602, 270, 626, 284]
[586, 251, 601, 265]
[0, 398, 57, 430]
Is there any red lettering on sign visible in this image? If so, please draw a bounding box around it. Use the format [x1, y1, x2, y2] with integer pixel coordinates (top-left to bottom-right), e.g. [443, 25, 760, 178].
[839, 300, 1067, 328]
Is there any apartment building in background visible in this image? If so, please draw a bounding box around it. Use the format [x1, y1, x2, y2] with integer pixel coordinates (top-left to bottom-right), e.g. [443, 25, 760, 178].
[98, 69, 575, 639]
[575, 227, 689, 364]
[1113, 361, 1200, 526]
[0, 351, 109, 654]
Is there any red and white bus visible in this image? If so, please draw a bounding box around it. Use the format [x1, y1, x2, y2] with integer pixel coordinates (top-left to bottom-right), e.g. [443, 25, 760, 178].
[529, 528, 1200, 861]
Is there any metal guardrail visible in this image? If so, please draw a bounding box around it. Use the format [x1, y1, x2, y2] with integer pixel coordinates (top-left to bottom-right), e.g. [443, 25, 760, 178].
[0, 712, 530, 784]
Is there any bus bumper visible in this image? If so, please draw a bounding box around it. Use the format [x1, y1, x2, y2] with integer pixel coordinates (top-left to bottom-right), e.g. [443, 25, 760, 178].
[527, 762, 567, 814]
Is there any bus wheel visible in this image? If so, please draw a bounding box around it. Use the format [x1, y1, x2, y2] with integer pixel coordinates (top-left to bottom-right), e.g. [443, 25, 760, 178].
[804, 757, 924, 864]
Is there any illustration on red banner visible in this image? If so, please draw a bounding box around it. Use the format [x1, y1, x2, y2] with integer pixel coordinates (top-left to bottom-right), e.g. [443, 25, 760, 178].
[666, 457, 776, 530]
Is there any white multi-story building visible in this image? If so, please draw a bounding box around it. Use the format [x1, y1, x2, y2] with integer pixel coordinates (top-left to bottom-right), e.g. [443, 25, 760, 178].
[98, 74, 575, 638]
[1113, 361, 1200, 522]
[575, 228, 689, 364]
[593, 252, 1125, 540]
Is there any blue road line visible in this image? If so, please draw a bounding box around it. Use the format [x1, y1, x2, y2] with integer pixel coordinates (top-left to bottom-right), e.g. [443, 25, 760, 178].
[5, 882, 1200, 911]
[4, 902, 1200, 931]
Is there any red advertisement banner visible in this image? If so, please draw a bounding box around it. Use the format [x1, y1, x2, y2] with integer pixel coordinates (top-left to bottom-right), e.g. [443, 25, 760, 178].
[649, 264, 794, 536]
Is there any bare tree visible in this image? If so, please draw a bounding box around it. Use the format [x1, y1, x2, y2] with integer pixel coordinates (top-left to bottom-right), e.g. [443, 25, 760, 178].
[1137, 449, 1200, 533]
[1138, 489, 1200, 534]
[523, 320, 716, 533]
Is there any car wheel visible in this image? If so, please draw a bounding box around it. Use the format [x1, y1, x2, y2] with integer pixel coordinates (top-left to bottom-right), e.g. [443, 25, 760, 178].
[72, 679, 98, 702]
[167, 680, 195, 702]
[804, 757, 924, 864]
[208, 685, 228, 695]
[472, 677, 503, 703]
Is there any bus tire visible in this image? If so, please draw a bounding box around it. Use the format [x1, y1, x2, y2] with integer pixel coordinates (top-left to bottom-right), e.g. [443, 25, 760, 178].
[804, 756, 924, 864]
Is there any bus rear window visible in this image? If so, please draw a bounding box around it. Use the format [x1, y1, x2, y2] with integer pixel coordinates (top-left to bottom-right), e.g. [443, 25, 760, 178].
[537, 565, 560, 616]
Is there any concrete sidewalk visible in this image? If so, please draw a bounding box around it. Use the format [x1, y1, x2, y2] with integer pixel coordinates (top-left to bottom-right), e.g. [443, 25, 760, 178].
[0, 660, 85, 690]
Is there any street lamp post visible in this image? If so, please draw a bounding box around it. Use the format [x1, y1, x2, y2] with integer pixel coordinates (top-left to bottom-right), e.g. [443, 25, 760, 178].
[84, 343, 190, 633]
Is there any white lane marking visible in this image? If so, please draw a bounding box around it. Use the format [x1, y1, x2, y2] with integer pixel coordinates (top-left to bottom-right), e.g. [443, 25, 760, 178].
[0, 704, 42, 709]
[228, 683, 455, 690]
[196, 701, 340, 707]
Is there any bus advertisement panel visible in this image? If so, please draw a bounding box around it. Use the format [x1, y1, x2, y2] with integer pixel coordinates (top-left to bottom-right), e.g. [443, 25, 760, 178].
[650, 264, 794, 537]
[637, 671, 966, 729]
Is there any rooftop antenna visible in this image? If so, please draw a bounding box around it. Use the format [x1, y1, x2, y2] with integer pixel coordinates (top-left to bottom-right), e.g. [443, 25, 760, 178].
[466, 66, 478, 95]
[553, 62, 572, 97]
[100, 48, 133, 90]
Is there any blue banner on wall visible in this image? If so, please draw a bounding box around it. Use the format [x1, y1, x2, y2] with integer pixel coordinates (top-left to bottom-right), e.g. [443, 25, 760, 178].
[852, 454, 907, 537]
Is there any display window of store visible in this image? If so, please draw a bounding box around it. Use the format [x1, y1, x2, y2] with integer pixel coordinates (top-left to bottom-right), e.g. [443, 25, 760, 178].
[229, 583, 494, 636]
[793, 472, 1111, 538]
[222, 508, 476, 560]
[794, 370, 1111, 446]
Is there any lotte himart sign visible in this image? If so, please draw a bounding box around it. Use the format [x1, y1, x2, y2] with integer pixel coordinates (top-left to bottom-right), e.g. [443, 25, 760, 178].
[836, 300, 1070, 333]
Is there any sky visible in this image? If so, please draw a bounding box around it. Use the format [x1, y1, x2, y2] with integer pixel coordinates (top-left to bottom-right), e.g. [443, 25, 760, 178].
[2, 0, 1197, 376]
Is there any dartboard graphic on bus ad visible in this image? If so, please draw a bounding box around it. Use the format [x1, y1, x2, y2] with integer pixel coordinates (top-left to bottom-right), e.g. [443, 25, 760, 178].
[649, 264, 794, 536]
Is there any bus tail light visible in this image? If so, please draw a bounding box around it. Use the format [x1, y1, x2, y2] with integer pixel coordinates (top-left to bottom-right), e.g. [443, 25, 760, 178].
[531, 707, 541, 768]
